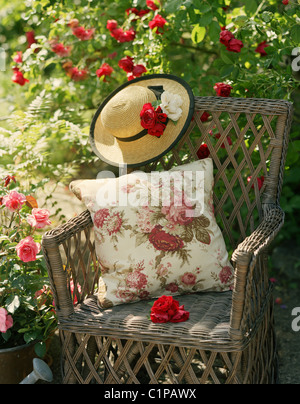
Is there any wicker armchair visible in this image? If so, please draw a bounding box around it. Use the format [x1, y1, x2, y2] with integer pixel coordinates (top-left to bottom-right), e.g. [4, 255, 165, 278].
[42, 96, 293, 384]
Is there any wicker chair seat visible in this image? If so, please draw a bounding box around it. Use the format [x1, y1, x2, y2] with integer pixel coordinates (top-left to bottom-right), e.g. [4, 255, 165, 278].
[43, 96, 293, 383]
[59, 291, 234, 350]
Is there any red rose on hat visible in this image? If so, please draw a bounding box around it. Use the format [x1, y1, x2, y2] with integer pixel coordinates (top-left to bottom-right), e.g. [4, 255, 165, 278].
[140, 103, 157, 129]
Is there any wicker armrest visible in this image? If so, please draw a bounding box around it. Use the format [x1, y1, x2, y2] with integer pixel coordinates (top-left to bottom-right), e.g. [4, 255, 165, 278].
[232, 206, 285, 262]
[42, 210, 93, 318]
[229, 206, 284, 337]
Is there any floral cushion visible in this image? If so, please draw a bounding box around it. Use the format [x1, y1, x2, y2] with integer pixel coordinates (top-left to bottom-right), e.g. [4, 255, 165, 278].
[70, 159, 234, 308]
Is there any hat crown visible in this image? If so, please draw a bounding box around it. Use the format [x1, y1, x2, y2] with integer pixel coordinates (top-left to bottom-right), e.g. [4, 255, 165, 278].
[101, 86, 156, 139]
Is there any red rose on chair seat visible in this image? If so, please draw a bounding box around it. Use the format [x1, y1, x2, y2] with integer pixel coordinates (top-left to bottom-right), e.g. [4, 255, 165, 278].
[150, 295, 189, 324]
[149, 225, 184, 251]
[170, 305, 190, 323]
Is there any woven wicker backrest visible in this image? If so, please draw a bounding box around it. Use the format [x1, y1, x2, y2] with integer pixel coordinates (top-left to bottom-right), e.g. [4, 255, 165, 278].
[49, 96, 292, 307]
[145, 96, 292, 253]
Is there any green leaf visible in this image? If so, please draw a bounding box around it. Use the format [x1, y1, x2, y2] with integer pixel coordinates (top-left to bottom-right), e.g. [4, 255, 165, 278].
[245, 0, 258, 16]
[261, 11, 273, 23]
[164, 0, 182, 13]
[191, 25, 206, 44]
[6, 294, 20, 314]
[208, 21, 221, 42]
[24, 330, 37, 344]
[220, 48, 234, 65]
[291, 25, 300, 44]
[34, 341, 46, 358]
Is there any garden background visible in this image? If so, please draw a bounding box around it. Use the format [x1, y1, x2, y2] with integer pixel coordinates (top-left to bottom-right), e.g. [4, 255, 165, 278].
[0, 0, 300, 383]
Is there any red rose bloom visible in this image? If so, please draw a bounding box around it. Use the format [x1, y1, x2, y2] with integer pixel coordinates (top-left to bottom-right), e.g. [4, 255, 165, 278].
[214, 82, 233, 97]
[255, 41, 269, 57]
[147, 0, 160, 11]
[226, 38, 244, 53]
[96, 63, 114, 80]
[200, 112, 210, 122]
[12, 70, 29, 86]
[282, 0, 289, 4]
[140, 103, 157, 129]
[149, 225, 184, 251]
[110, 27, 136, 43]
[247, 175, 265, 190]
[197, 144, 210, 160]
[51, 43, 71, 57]
[149, 14, 167, 34]
[126, 8, 150, 18]
[26, 31, 37, 48]
[140, 105, 167, 137]
[148, 122, 166, 137]
[69, 67, 88, 81]
[219, 30, 234, 46]
[118, 56, 134, 73]
[132, 64, 147, 77]
[170, 306, 190, 323]
[151, 295, 179, 323]
[72, 26, 95, 41]
[106, 20, 118, 31]
[215, 133, 233, 149]
[150, 296, 189, 324]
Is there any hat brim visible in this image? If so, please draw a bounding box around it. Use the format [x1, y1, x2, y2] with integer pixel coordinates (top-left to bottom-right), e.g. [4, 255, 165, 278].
[90, 74, 195, 168]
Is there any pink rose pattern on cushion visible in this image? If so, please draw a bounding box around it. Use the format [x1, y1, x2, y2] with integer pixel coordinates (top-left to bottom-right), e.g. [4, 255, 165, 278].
[70, 159, 234, 308]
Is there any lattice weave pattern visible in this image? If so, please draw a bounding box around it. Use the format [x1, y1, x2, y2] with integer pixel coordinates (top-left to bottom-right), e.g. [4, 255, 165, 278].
[42, 96, 293, 384]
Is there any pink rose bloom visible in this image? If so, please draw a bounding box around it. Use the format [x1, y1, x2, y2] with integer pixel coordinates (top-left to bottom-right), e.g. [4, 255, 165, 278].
[16, 236, 41, 263]
[0, 308, 13, 333]
[2, 190, 26, 212]
[27, 208, 51, 229]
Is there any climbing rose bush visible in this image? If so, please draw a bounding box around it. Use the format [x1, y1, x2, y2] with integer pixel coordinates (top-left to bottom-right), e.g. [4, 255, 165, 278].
[1, 0, 299, 246]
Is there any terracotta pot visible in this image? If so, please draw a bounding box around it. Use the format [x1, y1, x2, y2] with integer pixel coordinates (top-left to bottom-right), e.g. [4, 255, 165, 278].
[0, 342, 36, 384]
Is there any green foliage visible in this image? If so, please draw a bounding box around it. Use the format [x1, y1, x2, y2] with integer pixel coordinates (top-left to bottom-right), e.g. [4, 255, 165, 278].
[0, 0, 299, 243]
[0, 179, 57, 353]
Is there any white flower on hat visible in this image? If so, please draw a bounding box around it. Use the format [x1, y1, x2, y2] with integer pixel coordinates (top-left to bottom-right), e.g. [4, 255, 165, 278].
[160, 91, 183, 122]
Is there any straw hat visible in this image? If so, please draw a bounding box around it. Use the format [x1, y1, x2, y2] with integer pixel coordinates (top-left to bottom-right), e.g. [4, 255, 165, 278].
[90, 74, 194, 168]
